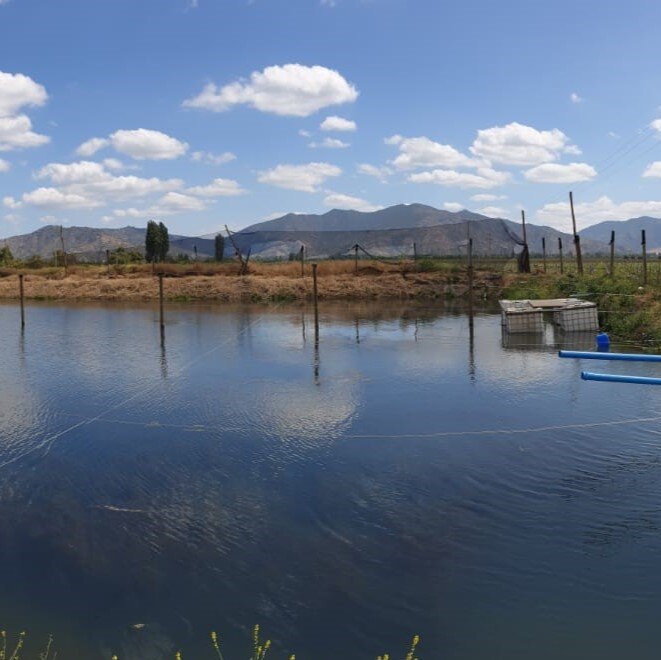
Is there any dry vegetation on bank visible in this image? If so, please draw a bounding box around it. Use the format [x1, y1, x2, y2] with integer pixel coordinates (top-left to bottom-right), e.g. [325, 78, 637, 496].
[0, 260, 502, 303]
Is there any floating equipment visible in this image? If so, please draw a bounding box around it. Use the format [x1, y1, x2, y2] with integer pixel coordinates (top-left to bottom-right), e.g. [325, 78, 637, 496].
[596, 332, 610, 351]
[500, 298, 598, 334]
[581, 372, 661, 385]
[559, 350, 661, 363]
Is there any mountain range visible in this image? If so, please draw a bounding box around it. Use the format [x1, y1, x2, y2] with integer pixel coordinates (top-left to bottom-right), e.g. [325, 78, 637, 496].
[0, 204, 659, 261]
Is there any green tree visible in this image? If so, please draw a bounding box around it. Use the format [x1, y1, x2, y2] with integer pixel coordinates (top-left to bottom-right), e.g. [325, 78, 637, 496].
[0, 245, 13, 266]
[158, 221, 169, 262]
[214, 233, 225, 261]
[145, 220, 159, 263]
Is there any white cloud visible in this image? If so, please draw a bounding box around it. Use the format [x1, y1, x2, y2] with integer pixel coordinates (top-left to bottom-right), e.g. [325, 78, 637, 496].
[0, 71, 48, 117]
[102, 158, 126, 171]
[524, 162, 596, 183]
[409, 167, 510, 189]
[186, 178, 246, 197]
[0, 114, 49, 151]
[3, 196, 20, 209]
[3, 213, 20, 226]
[320, 115, 356, 132]
[643, 162, 661, 178]
[443, 202, 464, 212]
[115, 192, 206, 218]
[470, 193, 507, 202]
[0, 158, 9, 172]
[323, 192, 381, 212]
[110, 128, 188, 160]
[28, 160, 183, 208]
[0, 72, 49, 151]
[651, 119, 661, 134]
[357, 163, 392, 181]
[257, 162, 341, 192]
[298, 129, 312, 138]
[390, 136, 476, 170]
[309, 137, 350, 149]
[536, 195, 661, 230]
[570, 92, 583, 104]
[384, 134, 403, 145]
[470, 122, 577, 166]
[479, 206, 508, 217]
[190, 150, 236, 165]
[183, 64, 358, 117]
[22, 187, 102, 210]
[76, 137, 109, 157]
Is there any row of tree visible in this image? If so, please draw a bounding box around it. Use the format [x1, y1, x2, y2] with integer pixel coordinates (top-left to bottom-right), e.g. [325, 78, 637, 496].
[145, 220, 170, 263]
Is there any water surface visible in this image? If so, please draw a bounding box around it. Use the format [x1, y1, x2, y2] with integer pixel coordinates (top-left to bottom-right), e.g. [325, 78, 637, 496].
[0, 301, 660, 659]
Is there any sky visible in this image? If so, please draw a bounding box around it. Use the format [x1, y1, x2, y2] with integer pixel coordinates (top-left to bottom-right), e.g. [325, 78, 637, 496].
[1, 0, 661, 238]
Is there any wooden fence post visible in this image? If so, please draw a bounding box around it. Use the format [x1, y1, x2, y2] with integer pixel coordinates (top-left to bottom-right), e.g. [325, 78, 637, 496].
[558, 237, 564, 274]
[609, 230, 615, 278]
[569, 191, 584, 275]
[642, 229, 648, 286]
[542, 237, 547, 273]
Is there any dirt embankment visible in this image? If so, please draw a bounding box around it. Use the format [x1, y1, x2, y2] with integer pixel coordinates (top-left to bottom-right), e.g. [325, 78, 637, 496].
[0, 268, 504, 303]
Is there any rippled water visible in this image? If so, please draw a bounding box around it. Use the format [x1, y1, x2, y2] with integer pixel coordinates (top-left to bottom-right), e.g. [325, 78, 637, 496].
[0, 301, 660, 659]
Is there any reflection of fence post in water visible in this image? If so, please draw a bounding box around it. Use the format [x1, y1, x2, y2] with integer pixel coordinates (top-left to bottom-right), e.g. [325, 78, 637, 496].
[468, 307, 476, 382]
[312, 263, 319, 343]
[19, 274, 25, 329]
[158, 273, 165, 332]
[160, 324, 167, 379]
[467, 237, 474, 316]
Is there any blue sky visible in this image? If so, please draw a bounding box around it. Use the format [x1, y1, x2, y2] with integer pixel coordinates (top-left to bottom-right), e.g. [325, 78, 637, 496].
[1, 0, 661, 238]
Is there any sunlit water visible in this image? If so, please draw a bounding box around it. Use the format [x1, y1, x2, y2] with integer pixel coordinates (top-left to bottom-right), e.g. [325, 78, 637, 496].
[0, 301, 660, 659]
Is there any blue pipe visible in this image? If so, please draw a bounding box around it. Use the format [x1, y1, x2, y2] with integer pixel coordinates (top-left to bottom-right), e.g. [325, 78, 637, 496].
[559, 350, 661, 362]
[581, 371, 661, 385]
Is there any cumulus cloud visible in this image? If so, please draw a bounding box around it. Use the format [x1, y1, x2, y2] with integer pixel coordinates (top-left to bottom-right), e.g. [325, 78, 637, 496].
[190, 150, 236, 165]
[323, 192, 381, 212]
[357, 163, 392, 181]
[23, 160, 184, 209]
[536, 195, 661, 230]
[470, 122, 577, 166]
[22, 188, 102, 210]
[257, 162, 341, 192]
[570, 92, 583, 104]
[0, 71, 48, 117]
[3, 196, 20, 209]
[110, 129, 188, 160]
[524, 162, 596, 183]
[479, 205, 508, 217]
[384, 134, 403, 145]
[443, 202, 464, 212]
[389, 136, 476, 170]
[186, 178, 246, 196]
[409, 167, 510, 189]
[114, 192, 206, 218]
[308, 137, 350, 149]
[0, 114, 50, 151]
[651, 119, 661, 134]
[0, 72, 50, 151]
[183, 64, 358, 117]
[470, 193, 507, 202]
[0, 158, 9, 172]
[76, 137, 109, 157]
[643, 162, 661, 178]
[320, 115, 356, 132]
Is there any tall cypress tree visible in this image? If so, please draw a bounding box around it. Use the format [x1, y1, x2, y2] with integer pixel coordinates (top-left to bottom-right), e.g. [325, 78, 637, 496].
[158, 222, 169, 262]
[145, 220, 159, 263]
[214, 233, 225, 261]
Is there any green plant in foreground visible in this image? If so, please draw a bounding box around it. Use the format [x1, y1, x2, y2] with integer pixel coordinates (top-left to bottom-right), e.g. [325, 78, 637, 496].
[4, 627, 420, 659]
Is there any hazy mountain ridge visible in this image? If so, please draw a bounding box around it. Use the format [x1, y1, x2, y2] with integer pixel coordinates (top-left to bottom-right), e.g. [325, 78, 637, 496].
[1, 205, 659, 261]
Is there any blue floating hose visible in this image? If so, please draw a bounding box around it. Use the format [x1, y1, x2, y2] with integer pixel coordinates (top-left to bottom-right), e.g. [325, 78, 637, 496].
[559, 350, 661, 363]
[581, 371, 661, 385]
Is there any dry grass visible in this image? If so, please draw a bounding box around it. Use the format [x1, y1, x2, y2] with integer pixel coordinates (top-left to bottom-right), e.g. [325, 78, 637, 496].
[0, 261, 500, 303]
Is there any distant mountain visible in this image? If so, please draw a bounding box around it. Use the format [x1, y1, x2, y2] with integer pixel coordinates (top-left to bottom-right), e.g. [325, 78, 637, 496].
[580, 216, 661, 253]
[0, 225, 197, 261]
[242, 204, 487, 233]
